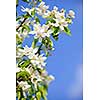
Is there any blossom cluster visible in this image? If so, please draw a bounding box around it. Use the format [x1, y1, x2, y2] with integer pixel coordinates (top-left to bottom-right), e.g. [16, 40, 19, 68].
[17, 45, 47, 68]
[30, 23, 53, 42]
[16, 0, 75, 100]
[19, 1, 75, 40]
[16, 45, 55, 99]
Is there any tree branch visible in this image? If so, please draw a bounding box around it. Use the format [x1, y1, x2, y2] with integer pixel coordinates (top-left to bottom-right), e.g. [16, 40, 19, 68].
[16, 17, 27, 31]
[35, 44, 42, 55]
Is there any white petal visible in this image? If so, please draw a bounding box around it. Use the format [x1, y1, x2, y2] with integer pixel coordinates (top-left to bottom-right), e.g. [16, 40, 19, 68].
[42, 56, 47, 61]
[53, 6, 58, 11]
[42, 62, 46, 66]
[49, 75, 55, 80]
[16, 67, 21, 72]
[33, 47, 38, 54]
[60, 25, 64, 31]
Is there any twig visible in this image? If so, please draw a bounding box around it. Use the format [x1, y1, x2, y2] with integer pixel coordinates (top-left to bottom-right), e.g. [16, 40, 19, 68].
[16, 17, 27, 31]
[35, 44, 42, 55]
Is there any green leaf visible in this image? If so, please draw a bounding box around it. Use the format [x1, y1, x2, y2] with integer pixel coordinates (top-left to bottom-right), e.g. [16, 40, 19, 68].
[35, 16, 40, 23]
[38, 85, 48, 96]
[17, 71, 30, 80]
[16, 0, 18, 6]
[21, 24, 30, 33]
[38, 0, 42, 2]
[52, 33, 59, 41]
[28, 88, 33, 95]
[53, 27, 59, 34]
[43, 48, 49, 57]
[31, 9, 35, 16]
[64, 27, 71, 36]
[32, 39, 38, 48]
[22, 0, 29, 3]
[16, 16, 22, 21]
[52, 27, 59, 40]
[30, 98, 34, 100]
[18, 60, 30, 68]
[36, 92, 41, 100]
[66, 18, 72, 24]
[42, 37, 53, 50]
[38, 85, 44, 92]
[50, 19, 56, 23]
[23, 14, 31, 19]
[16, 34, 23, 45]
[28, 96, 34, 100]
[17, 91, 21, 100]
[46, 19, 56, 24]
[42, 88, 48, 96]
[21, 98, 26, 100]
[42, 94, 47, 100]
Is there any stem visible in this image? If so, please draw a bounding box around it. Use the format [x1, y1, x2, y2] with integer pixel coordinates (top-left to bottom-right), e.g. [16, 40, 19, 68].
[35, 44, 42, 55]
[16, 17, 27, 31]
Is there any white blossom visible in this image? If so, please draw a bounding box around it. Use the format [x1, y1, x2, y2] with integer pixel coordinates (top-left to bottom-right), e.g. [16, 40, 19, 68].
[23, 92, 27, 98]
[16, 28, 28, 39]
[25, 66, 34, 75]
[32, 96, 37, 100]
[43, 6, 58, 18]
[43, 7, 68, 31]
[46, 75, 55, 84]
[16, 21, 20, 29]
[19, 81, 31, 91]
[21, 6, 34, 15]
[36, 1, 49, 15]
[24, 45, 38, 56]
[30, 23, 52, 42]
[21, 6, 30, 12]
[53, 10, 68, 30]
[22, 30, 29, 36]
[16, 67, 21, 72]
[18, 46, 47, 68]
[49, 75, 55, 80]
[36, 54, 47, 68]
[42, 7, 75, 31]
[68, 10, 75, 18]
[16, 47, 24, 58]
[41, 70, 48, 77]
[51, 17, 68, 31]
[16, 46, 38, 60]
[17, 46, 47, 68]
[53, 6, 58, 11]
[30, 54, 47, 69]
[30, 71, 42, 90]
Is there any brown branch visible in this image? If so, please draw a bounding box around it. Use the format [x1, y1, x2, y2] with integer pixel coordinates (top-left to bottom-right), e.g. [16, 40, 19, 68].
[35, 44, 42, 55]
[16, 17, 27, 31]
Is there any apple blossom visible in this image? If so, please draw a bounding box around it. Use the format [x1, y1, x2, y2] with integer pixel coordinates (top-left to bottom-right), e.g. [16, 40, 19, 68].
[68, 10, 75, 18]
[18, 81, 31, 91]
[30, 23, 53, 42]
[21, 6, 35, 15]
[16, 1, 75, 100]
[36, 1, 49, 15]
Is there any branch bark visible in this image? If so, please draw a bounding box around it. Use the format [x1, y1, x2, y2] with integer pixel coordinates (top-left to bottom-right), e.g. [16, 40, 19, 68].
[16, 17, 27, 31]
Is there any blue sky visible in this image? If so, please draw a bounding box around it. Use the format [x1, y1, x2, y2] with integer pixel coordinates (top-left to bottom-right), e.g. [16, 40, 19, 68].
[17, 0, 83, 100]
